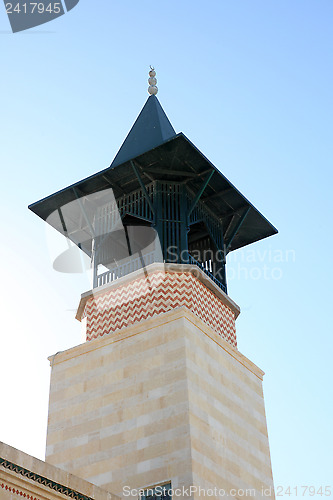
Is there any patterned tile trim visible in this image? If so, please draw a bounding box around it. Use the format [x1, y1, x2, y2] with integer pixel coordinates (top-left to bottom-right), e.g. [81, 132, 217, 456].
[1, 481, 41, 500]
[1, 481, 39, 499]
[0, 458, 94, 500]
[82, 271, 237, 347]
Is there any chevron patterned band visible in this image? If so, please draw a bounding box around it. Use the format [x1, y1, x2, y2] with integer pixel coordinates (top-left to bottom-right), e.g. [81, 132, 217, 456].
[81, 271, 237, 347]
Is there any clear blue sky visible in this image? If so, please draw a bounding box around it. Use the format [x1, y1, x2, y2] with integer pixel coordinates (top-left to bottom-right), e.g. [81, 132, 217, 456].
[0, 0, 332, 496]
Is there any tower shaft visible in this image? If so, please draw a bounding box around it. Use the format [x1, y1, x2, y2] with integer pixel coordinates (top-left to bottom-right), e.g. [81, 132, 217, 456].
[46, 266, 274, 499]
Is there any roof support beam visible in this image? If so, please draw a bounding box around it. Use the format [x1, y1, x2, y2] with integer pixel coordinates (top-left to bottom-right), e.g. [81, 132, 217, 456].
[187, 170, 215, 220]
[142, 166, 198, 178]
[202, 187, 234, 202]
[225, 207, 251, 252]
[101, 175, 125, 195]
[196, 168, 216, 178]
[58, 207, 68, 235]
[221, 204, 250, 220]
[73, 188, 96, 238]
[223, 213, 237, 241]
[130, 161, 155, 216]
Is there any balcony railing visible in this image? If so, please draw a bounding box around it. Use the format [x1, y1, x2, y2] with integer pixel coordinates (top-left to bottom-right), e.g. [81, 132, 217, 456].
[188, 254, 227, 294]
[95, 250, 157, 288]
[94, 251, 227, 294]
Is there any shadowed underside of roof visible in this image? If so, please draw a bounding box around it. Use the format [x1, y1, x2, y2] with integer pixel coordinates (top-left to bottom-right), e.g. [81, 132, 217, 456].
[29, 96, 277, 256]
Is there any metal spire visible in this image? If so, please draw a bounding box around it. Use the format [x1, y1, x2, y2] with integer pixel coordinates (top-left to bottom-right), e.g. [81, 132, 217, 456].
[148, 66, 158, 95]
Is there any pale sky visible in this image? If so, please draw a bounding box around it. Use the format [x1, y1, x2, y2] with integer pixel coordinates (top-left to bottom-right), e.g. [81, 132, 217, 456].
[0, 1, 332, 496]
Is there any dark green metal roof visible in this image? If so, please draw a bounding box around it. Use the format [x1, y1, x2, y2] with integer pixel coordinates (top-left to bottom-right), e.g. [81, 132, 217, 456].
[29, 97, 277, 254]
[111, 95, 176, 167]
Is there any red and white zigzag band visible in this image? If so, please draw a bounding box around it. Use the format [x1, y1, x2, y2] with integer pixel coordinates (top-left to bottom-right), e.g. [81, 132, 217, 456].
[82, 271, 237, 348]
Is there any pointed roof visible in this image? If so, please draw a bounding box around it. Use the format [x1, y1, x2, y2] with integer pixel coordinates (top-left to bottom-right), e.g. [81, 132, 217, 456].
[111, 95, 176, 168]
[29, 96, 277, 257]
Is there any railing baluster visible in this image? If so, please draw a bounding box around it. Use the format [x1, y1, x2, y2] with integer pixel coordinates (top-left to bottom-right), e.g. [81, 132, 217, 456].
[95, 250, 225, 294]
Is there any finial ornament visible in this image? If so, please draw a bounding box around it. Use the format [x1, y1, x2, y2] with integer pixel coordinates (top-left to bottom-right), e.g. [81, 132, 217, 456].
[148, 66, 158, 95]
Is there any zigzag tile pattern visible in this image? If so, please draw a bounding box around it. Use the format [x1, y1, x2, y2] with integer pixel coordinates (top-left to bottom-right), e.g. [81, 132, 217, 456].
[82, 271, 237, 347]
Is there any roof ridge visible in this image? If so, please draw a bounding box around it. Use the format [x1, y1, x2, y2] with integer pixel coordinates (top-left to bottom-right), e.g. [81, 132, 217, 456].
[110, 95, 176, 168]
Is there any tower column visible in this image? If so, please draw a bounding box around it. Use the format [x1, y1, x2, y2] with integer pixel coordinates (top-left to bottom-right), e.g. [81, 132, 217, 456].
[46, 267, 274, 499]
[29, 70, 277, 500]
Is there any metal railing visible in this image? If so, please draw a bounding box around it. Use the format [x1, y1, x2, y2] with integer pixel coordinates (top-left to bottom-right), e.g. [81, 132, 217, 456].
[95, 250, 157, 288]
[95, 251, 227, 294]
[188, 254, 227, 294]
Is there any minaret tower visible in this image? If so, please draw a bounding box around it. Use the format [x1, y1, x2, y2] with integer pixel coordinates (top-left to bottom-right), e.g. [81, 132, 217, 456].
[29, 69, 277, 499]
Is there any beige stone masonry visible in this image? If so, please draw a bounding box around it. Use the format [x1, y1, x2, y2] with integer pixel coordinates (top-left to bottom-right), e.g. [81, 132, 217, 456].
[46, 307, 274, 500]
[0, 441, 119, 500]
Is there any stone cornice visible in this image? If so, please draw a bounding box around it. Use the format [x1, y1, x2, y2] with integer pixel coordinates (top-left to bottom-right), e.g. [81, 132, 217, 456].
[49, 306, 264, 381]
[0, 442, 117, 500]
[76, 262, 241, 322]
[0, 458, 92, 499]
